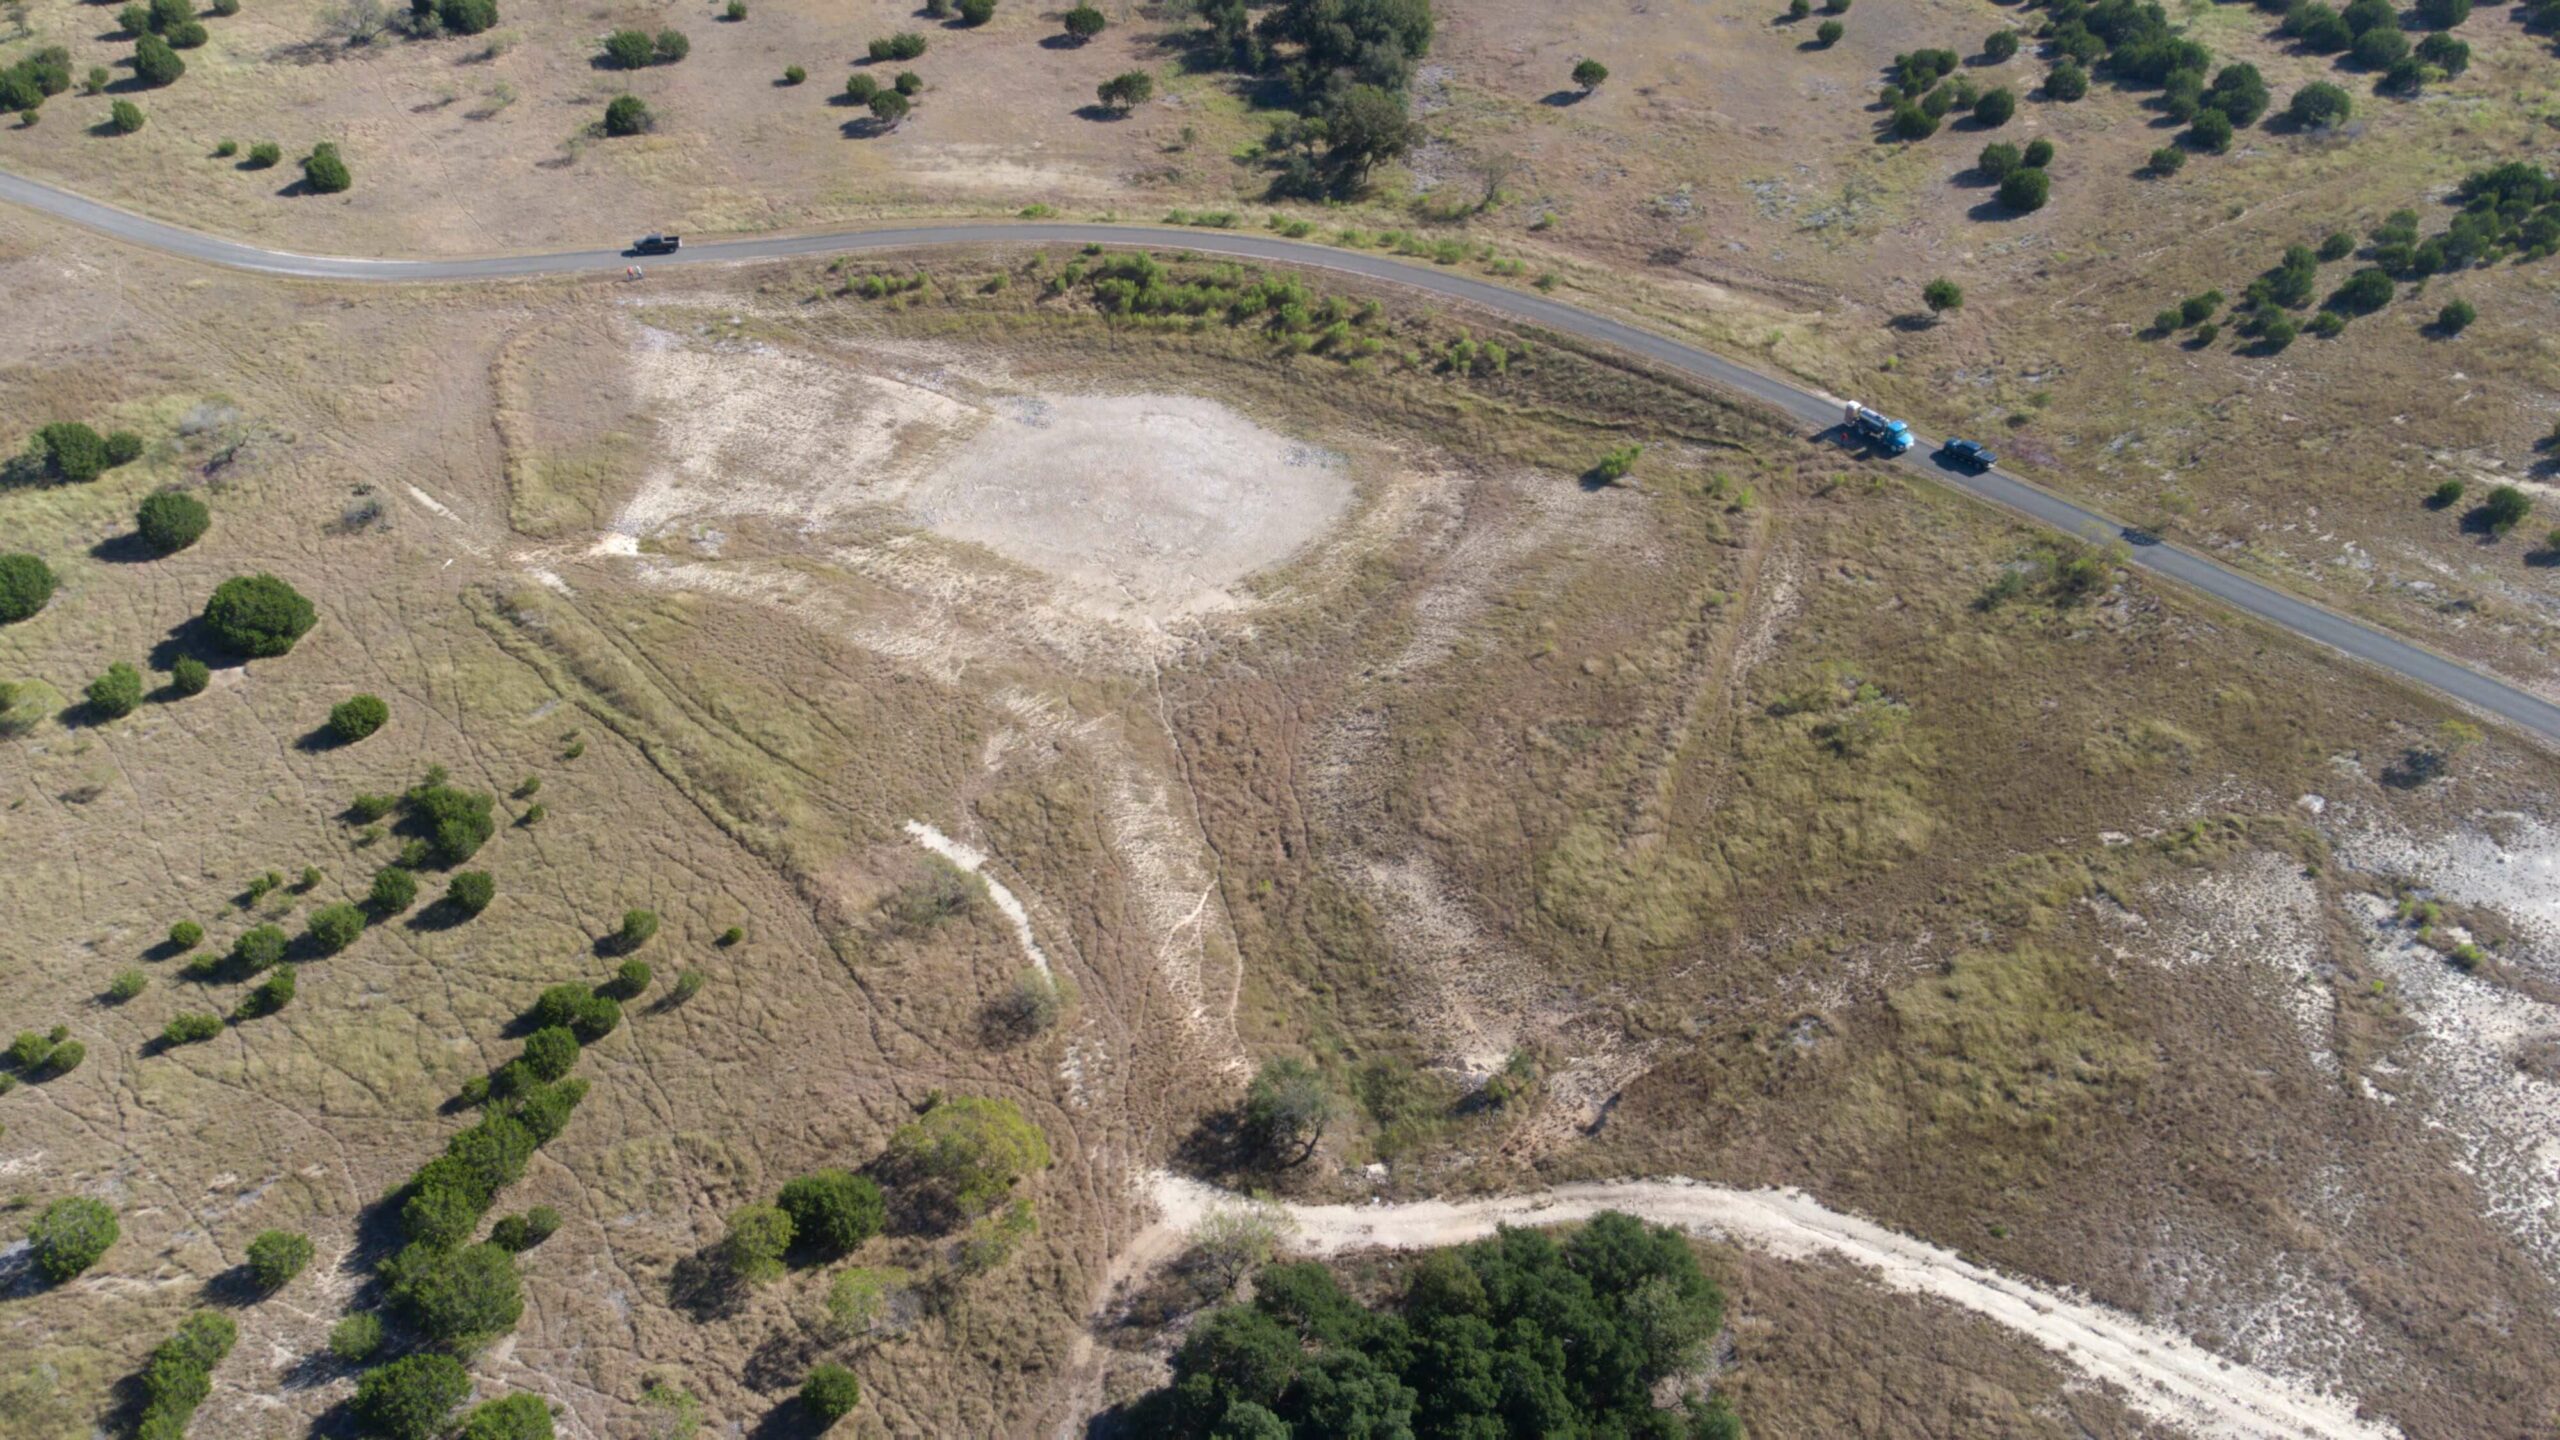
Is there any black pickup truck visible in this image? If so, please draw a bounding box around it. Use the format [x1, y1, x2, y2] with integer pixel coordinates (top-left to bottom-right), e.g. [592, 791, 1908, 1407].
[632, 234, 682, 254]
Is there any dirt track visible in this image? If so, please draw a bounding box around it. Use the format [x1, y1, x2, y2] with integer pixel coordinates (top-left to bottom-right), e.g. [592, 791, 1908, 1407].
[1137, 1172, 2400, 1440]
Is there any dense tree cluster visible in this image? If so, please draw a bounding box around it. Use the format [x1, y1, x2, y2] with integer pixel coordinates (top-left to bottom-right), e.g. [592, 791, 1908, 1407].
[1123, 1212, 1739, 1439]
[1193, 0, 1431, 196]
[399, 766, 496, 864]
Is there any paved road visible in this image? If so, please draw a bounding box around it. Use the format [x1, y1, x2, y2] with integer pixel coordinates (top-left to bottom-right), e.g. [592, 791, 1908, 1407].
[6, 165, 2555, 745]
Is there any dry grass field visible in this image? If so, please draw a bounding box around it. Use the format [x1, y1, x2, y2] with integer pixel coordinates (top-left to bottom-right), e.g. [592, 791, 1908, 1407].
[1, 143, 2559, 1440]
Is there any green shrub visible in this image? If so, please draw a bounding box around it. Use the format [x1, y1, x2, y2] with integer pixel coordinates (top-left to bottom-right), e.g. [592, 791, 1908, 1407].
[169, 657, 210, 695]
[1984, 28, 2019, 60]
[402, 1170, 483, 1249]
[616, 908, 659, 951]
[393, 1241, 524, 1345]
[328, 1312, 383, 1363]
[721, 1203, 795, 1283]
[2045, 60, 2088, 100]
[956, 0, 994, 22]
[530, 983, 621, 1042]
[353, 1353, 472, 1440]
[778, 1170, 886, 1256]
[370, 866, 418, 913]
[868, 88, 910, 124]
[108, 968, 149, 1002]
[894, 69, 922, 96]
[670, 968, 707, 1004]
[446, 1113, 536, 1199]
[716, 925, 744, 947]
[107, 98, 144, 132]
[136, 491, 210, 553]
[508, 1077, 587, 1144]
[603, 94, 651, 136]
[885, 1094, 1051, 1219]
[102, 430, 143, 466]
[437, 0, 498, 34]
[782, 64, 805, 83]
[488, 1205, 561, 1252]
[2022, 137, 2053, 167]
[2148, 145, 2186, 175]
[32, 421, 108, 482]
[2289, 81, 2351, 127]
[1888, 102, 1936, 140]
[308, 903, 365, 954]
[603, 28, 652, 66]
[87, 663, 142, 719]
[1063, 3, 1104, 40]
[1997, 165, 2050, 212]
[866, 31, 925, 61]
[654, 28, 688, 61]
[348, 792, 397, 823]
[609, 957, 651, 998]
[724, 0, 746, 16]
[2187, 107, 2232, 153]
[232, 924, 287, 971]
[1571, 58, 1608, 91]
[301, 142, 352, 193]
[458, 1393, 555, 1440]
[133, 33, 183, 85]
[2482, 484, 2533, 536]
[844, 73, 879, 103]
[246, 1229, 313, 1290]
[1923, 278, 1963, 315]
[1973, 86, 2015, 125]
[7, 1029, 56, 1069]
[446, 870, 495, 916]
[169, 920, 204, 949]
[247, 140, 281, 167]
[802, 1363, 861, 1424]
[0, 553, 56, 624]
[402, 772, 495, 864]
[203, 574, 316, 656]
[40, 1040, 84, 1077]
[323, 696, 388, 745]
[522, 1026, 580, 1082]
[133, 1311, 236, 1439]
[2328, 266, 2395, 314]
[238, 964, 296, 1018]
[1815, 17, 1842, 42]
[30, 1196, 117, 1282]
[2437, 298, 2476, 333]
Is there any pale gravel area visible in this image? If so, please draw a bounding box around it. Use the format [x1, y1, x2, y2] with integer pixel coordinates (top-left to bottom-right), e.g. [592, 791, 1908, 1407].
[1134, 1173, 2403, 1440]
[2139, 851, 2339, 1076]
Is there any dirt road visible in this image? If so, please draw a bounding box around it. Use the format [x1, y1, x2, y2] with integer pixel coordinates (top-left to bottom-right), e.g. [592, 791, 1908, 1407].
[1137, 1172, 2400, 1440]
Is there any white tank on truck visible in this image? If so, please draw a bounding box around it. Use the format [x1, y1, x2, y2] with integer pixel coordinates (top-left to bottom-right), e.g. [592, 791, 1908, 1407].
[1843, 402, 1914, 455]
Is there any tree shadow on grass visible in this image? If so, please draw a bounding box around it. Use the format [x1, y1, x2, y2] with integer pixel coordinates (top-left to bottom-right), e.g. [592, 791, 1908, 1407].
[88, 531, 160, 564]
[1538, 88, 1584, 105]
[744, 1396, 831, 1440]
[668, 1246, 749, 1321]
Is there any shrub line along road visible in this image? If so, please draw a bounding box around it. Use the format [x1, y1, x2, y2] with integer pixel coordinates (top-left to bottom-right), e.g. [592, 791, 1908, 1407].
[6, 165, 2555, 747]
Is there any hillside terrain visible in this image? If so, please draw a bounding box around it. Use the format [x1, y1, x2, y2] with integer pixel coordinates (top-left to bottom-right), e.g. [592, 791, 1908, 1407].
[2, 0, 2560, 1435]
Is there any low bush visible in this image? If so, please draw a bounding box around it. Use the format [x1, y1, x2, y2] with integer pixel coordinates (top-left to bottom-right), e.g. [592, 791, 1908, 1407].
[247, 140, 281, 167]
[530, 983, 621, 1042]
[164, 1012, 224, 1045]
[402, 770, 496, 864]
[308, 903, 365, 954]
[721, 1203, 795, 1283]
[370, 866, 418, 913]
[653, 28, 688, 61]
[458, 1393, 555, 1440]
[137, 491, 209, 553]
[615, 908, 659, 951]
[2046, 60, 2088, 100]
[1984, 28, 2018, 60]
[2289, 81, 2351, 128]
[602, 27, 652, 66]
[246, 1229, 313, 1290]
[844, 73, 879, 103]
[777, 1169, 887, 1256]
[1998, 165, 2050, 212]
[2482, 484, 2533, 536]
[1815, 17, 1842, 42]
[2022, 137, 2053, 167]
[31, 1196, 117, 1282]
[204, 574, 316, 656]
[603, 94, 651, 136]
[169, 920, 204, 949]
[133, 33, 183, 85]
[489, 1205, 561, 1251]
[867, 31, 926, 61]
[328, 1311, 384, 1362]
[302, 142, 352, 193]
[895, 69, 922, 96]
[108, 968, 149, 1001]
[670, 968, 707, 1004]
[609, 957, 651, 998]
[0, 553, 56, 623]
[1589, 444, 1642, 484]
[1063, 3, 1104, 40]
[2437, 298, 2476, 333]
[238, 964, 296, 1018]
[87, 662, 142, 719]
[781, 63, 804, 83]
[446, 870, 495, 916]
[40, 1040, 84, 1077]
[171, 657, 210, 695]
[109, 99, 144, 133]
[353, 1352, 472, 1440]
[956, 0, 994, 22]
[1973, 86, 2015, 126]
[803, 1363, 862, 1425]
[330, 693, 389, 742]
[233, 924, 287, 970]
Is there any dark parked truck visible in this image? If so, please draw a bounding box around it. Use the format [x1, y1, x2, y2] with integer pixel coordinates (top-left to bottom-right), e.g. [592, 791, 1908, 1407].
[1938, 438, 1996, 471]
[1842, 401, 1913, 454]
[632, 234, 682, 254]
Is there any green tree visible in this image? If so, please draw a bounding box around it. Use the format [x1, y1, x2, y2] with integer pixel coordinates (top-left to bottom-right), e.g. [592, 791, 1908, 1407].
[2328, 266, 2395, 313]
[615, 908, 659, 951]
[353, 1353, 472, 1440]
[308, 902, 365, 954]
[2148, 145, 2186, 175]
[331, 693, 390, 742]
[2205, 63, 2269, 125]
[137, 490, 210, 552]
[509, 1077, 588, 1144]
[2188, 107, 2233, 153]
[232, 924, 287, 971]
[721, 1203, 795, 1283]
[2022, 136, 2053, 166]
[1972, 86, 2015, 125]
[302, 142, 352, 193]
[86, 662, 142, 718]
[1062, 3, 1103, 41]
[403, 1173, 483, 1248]
[521, 1026, 580, 1082]
[1242, 1057, 1338, 1164]
[1571, 58, 1607, 91]
[844, 72, 879, 103]
[438, 0, 498, 33]
[1815, 17, 1842, 42]
[2045, 59, 2087, 100]
[203, 574, 316, 656]
[132, 33, 183, 85]
[778, 1170, 886, 1256]
[0, 553, 54, 623]
[956, 0, 994, 22]
[2482, 484, 2532, 535]
[246, 1229, 313, 1290]
[603, 28, 652, 66]
[886, 1095, 1051, 1219]
[168, 656, 209, 695]
[457, 1393, 555, 1440]
[365, 867, 417, 916]
[2437, 298, 2476, 333]
[108, 98, 144, 132]
[653, 28, 688, 61]
[893, 69, 921, 96]
[1984, 28, 2018, 61]
[32, 420, 107, 481]
[1097, 69, 1153, 113]
[802, 1363, 861, 1425]
[446, 870, 495, 916]
[393, 1240, 524, 1346]
[1997, 165, 2050, 212]
[868, 89, 909, 125]
[1922, 277, 1963, 317]
[31, 1196, 117, 1282]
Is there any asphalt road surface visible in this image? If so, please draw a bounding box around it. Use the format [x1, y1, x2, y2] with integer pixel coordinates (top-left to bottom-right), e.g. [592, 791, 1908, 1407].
[5, 165, 2554, 746]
